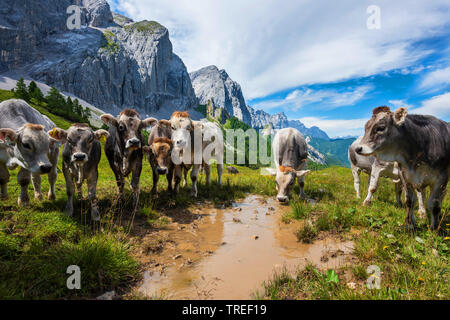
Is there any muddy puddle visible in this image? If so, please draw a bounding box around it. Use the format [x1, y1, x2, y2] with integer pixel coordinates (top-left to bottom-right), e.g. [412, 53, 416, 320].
[137, 195, 353, 300]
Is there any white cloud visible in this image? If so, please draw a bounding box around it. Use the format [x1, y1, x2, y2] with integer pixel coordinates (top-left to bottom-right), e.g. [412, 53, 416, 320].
[112, 0, 450, 100]
[299, 117, 369, 138]
[256, 85, 372, 111]
[388, 99, 412, 109]
[411, 92, 450, 119]
[419, 66, 450, 91]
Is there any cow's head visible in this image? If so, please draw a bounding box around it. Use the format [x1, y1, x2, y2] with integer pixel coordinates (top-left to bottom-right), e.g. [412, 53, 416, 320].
[101, 109, 156, 153]
[54, 123, 109, 164]
[150, 137, 173, 175]
[0, 123, 64, 174]
[356, 106, 408, 156]
[269, 166, 310, 202]
[170, 111, 193, 149]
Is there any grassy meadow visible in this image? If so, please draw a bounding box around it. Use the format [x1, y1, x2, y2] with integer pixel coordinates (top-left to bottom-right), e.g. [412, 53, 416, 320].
[0, 91, 448, 299]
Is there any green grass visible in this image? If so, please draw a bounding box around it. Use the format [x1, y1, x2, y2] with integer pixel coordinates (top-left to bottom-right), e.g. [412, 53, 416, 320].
[101, 31, 120, 54]
[124, 20, 164, 35]
[261, 166, 449, 300]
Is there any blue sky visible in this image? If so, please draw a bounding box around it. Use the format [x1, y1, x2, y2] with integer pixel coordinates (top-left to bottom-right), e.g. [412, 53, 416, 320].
[110, 0, 450, 137]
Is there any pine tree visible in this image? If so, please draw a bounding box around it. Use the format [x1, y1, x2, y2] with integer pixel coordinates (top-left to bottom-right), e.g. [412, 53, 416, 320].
[14, 77, 29, 101]
[28, 81, 44, 102]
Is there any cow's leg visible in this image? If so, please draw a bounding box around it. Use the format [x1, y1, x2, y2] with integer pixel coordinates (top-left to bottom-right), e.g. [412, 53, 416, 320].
[151, 166, 159, 195]
[394, 181, 402, 207]
[166, 163, 174, 192]
[363, 167, 382, 206]
[130, 162, 142, 212]
[0, 162, 10, 200]
[47, 146, 59, 201]
[31, 173, 42, 200]
[190, 164, 201, 197]
[182, 166, 188, 187]
[173, 165, 182, 194]
[17, 168, 31, 206]
[428, 175, 447, 231]
[217, 163, 223, 186]
[351, 166, 361, 198]
[112, 168, 124, 199]
[298, 161, 307, 200]
[87, 170, 100, 221]
[63, 167, 75, 217]
[404, 183, 416, 231]
[416, 189, 426, 219]
[204, 163, 211, 185]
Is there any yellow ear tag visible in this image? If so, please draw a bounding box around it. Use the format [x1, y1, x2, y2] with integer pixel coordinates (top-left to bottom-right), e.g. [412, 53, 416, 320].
[49, 128, 58, 138]
[100, 135, 107, 143]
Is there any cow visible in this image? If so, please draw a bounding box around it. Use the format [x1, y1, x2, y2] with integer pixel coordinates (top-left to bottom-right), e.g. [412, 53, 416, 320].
[226, 166, 239, 174]
[100, 109, 156, 212]
[349, 136, 426, 216]
[356, 106, 450, 231]
[143, 119, 175, 194]
[169, 111, 223, 197]
[0, 99, 65, 206]
[268, 128, 310, 202]
[48, 123, 109, 221]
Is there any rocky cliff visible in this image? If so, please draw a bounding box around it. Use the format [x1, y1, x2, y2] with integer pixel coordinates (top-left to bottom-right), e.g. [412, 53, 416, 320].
[0, 0, 197, 116]
[189, 65, 251, 125]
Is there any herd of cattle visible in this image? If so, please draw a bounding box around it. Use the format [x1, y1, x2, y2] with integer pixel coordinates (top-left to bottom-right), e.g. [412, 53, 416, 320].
[0, 99, 449, 232]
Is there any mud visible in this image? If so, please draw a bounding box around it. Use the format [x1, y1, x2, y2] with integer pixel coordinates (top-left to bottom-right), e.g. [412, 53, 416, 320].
[135, 195, 353, 299]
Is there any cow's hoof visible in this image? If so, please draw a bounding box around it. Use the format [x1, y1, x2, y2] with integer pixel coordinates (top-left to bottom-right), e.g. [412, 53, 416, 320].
[91, 209, 100, 221]
[362, 200, 371, 206]
[34, 192, 43, 200]
[190, 190, 198, 197]
[65, 204, 74, 217]
[48, 192, 56, 201]
[417, 210, 426, 219]
[18, 198, 30, 207]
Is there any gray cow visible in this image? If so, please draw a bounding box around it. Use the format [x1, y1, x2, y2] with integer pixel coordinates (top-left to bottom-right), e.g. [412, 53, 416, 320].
[349, 136, 426, 216]
[268, 128, 310, 202]
[0, 99, 64, 205]
[356, 106, 450, 231]
[50, 123, 109, 221]
[101, 109, 156, 212]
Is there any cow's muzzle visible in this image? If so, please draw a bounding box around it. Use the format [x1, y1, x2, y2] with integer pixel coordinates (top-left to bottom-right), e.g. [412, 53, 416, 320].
[277, 195, 288, 203]
[126, 138, 141, 150]
[72, 152, 88, 162]
[157, 166, 168, 175]
[39, 164, 52, 174]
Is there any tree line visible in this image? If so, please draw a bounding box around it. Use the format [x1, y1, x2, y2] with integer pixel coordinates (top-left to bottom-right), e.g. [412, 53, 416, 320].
[12, 78, 92, 124]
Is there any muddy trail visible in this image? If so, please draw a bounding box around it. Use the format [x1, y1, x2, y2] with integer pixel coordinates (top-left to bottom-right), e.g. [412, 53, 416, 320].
[131, 195, 354, 300]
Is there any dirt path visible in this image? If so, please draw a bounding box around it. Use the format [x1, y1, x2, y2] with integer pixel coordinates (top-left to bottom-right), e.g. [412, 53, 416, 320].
[131, 194, 354, 299]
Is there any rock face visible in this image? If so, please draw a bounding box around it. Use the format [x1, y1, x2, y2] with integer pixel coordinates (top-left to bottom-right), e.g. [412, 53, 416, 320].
[190, 66, 251, 125]
[0, 0, 197, 116]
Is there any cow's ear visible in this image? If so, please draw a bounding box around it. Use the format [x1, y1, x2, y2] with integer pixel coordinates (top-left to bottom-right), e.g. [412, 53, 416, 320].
[142, 145, 151, 154]
[158, 119, 171, 128]
[0, 128, 17, 143]
[140, 117, 157, 129]
[48, 128, 67, 143]
[94, 129, 109, 141]
[393, 107, 408, 126]
[100, 114, 118, 127]
[295, 170, 310, 178]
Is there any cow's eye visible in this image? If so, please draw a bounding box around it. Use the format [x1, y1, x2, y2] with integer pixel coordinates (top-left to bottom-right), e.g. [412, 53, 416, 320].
[22, 143, 31, 149]
[376, 126, 385, 132]
[118, 124, 125, 131]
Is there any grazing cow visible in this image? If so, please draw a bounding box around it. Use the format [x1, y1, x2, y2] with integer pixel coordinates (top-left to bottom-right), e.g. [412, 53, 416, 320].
[169, 111, 223, 197]
[0, 99, 64, 206]
[100, 109, 156, 211]
[144, 119, 174, 194]
[269, 128, 310, 202]
[356, 106, 450, 230]
[49, 123, 109, 221]
[349, 137, 426, 216]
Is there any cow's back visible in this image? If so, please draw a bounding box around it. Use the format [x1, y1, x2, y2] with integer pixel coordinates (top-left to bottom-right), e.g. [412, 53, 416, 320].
[273, 128, 307, 169]
[0, 99, 55, 131]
